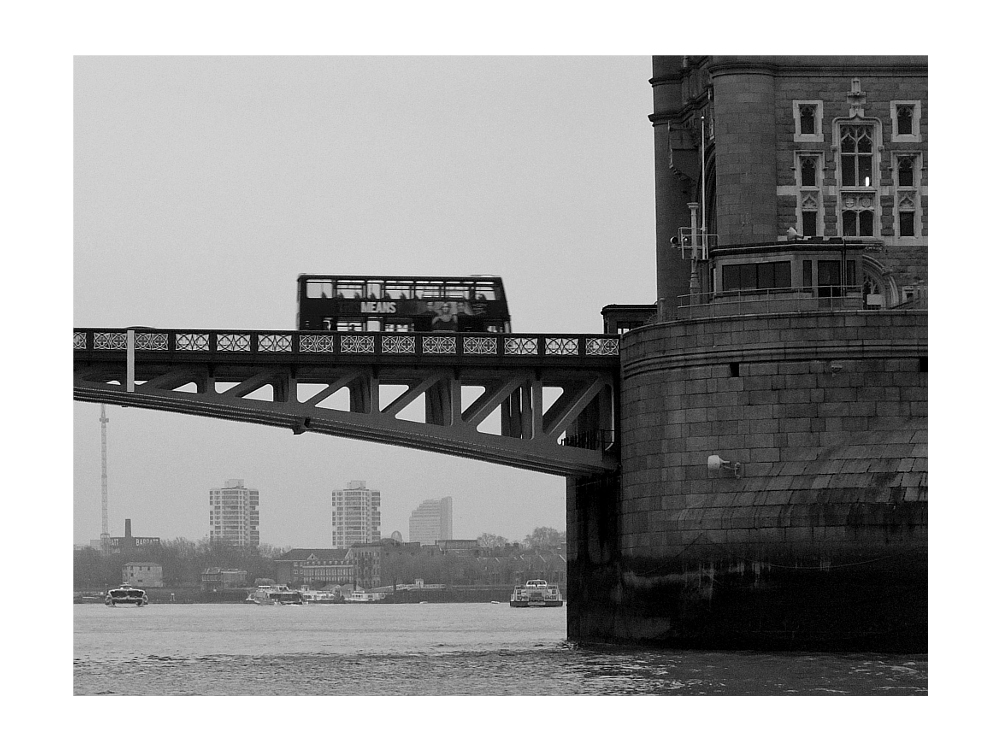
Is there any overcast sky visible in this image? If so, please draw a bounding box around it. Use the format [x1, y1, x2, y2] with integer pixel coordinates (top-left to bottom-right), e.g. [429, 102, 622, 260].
[73, 56, 655, 548]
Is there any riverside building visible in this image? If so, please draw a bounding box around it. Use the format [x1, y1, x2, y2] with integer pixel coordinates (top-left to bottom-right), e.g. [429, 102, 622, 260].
[209, 479, 260, 548]
[408, 496, 453, 545]
[332, 480, 381, 548]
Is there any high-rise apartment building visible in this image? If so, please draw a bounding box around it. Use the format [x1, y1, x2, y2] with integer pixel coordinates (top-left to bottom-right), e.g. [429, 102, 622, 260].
[332, 480, 381, 548]
[209, 479, 260, 548]
[408, 496, 453, 545]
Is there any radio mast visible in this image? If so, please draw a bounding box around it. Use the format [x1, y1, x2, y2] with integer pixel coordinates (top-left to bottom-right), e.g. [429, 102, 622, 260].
[99, 404, 110, 555]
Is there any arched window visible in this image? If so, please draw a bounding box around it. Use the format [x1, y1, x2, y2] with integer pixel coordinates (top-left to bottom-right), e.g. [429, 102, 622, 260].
[840, 123, 875, 187]
[835, 119, 881, 238]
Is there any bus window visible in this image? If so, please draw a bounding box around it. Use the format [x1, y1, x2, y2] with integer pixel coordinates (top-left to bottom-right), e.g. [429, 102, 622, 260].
[385, 283, 413, 299]
[366, 319, 382, 332]
[366, 282, 383, 299]
[307, 280, 334, 299]
[474, 284, 497, 301]
[337, 319, 364, 331]
[415, 283, 441, 299]
[444, 283, 469, 299]
[385, 322, 413, 332]
[336, 281, 364, 299]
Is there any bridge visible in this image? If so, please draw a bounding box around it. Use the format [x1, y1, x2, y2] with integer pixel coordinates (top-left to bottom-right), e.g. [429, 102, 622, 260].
[73, 328, 621, 476]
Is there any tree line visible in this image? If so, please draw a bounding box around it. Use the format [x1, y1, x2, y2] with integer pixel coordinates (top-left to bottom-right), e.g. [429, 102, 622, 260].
[73, 538, 287, 590]
[476, 526, 566, 551]
[74, 527, 567, 590]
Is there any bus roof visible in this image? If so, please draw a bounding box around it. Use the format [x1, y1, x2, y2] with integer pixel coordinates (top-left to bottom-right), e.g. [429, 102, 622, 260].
[297, 274, 503, 283]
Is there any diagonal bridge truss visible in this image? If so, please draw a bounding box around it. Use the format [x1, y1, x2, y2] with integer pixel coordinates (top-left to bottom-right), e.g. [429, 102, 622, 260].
[73, 329, 621, 476]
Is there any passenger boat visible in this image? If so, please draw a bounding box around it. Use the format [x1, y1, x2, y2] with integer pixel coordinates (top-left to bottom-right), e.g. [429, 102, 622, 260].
[105, 585, 149, 607]
[510, 580, 563, 608]
[299, 588, 343, 604]
[344, 589, 386, 603]
[245, 584, 305, 605]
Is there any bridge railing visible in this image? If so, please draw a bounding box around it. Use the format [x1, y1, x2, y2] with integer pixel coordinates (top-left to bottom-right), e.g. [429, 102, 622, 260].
[73, 329, 620, 365]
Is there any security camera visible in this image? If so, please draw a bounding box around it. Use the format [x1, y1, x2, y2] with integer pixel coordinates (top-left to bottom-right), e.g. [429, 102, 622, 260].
[707, 455, 724, 470]
[829, 362, 843, 373]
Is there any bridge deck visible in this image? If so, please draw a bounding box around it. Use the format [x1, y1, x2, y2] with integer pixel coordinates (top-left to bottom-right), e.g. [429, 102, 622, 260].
[74, 329, 621, 476]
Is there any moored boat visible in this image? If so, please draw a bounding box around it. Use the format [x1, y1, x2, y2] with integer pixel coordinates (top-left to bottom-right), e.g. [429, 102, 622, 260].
[245, 584, 305, 605]
[344, 589, 386, 603]
[299, 588, 343, 604]
[105, 585, 149, 607]
[510, 580, 563, 608]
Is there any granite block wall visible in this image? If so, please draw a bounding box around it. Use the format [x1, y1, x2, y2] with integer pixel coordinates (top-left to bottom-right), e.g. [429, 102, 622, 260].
[567, 308, 928, 650]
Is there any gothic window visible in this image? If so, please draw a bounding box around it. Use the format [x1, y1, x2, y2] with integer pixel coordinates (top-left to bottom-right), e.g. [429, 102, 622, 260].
[891, 101, 922, 142]
[897, 155, 915, 187]
[894, 153, 922, 239]
[898, 191, 917, 237]
[801, 193, 819, 236]
[800, 155, 818, 187]
[796, 151, 824, 237]
[896, 106, 913, 136]
[794, 100, 824, 142]
[841, 193, 876, 236]
[800, 105, 816, 135]
[840, 124, 875, 187]
[836, 120, 880, 237]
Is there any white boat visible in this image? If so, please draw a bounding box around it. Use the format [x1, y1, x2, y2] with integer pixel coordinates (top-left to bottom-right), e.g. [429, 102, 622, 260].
[105, 585, 148, 607]
[299, 588, 343, 604]
[510, 580, 563, 608]
[344, 589, 386, 603]
[245, 584, 305, 605]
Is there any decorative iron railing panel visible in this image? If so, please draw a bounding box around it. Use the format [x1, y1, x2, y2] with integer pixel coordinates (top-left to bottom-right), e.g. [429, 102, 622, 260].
[463, 336, 498, 355]
[422, 335, 457, 355]
[586, 338, 619, 356]
[545, 337, 579, 355]
[94, 332, 127, 350]
[504, 337, 538, 355]
[74, 329, 620, 370]
[136, 332, 169, 351]
[299, 334, 336, 354]
[259, 334, 293, 353]
[218, 333, 251, 352]
[176, 333, 210, 351]
[340, 335, 375, 355]
[382, 335, 416, 355]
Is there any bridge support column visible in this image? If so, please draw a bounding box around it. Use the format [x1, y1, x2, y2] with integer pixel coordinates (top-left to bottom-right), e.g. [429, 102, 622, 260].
[566, 470, 621, 643]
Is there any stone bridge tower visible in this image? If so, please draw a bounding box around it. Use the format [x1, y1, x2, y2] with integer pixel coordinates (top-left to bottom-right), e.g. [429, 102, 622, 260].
[568, 56, 928, 651]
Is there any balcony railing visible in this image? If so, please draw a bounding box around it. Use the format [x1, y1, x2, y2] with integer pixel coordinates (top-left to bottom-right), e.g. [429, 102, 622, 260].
[673, 286, 883, 320]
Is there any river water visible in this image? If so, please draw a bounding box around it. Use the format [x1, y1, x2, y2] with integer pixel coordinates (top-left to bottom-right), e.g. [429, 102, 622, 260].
[73, 602, 926, 696]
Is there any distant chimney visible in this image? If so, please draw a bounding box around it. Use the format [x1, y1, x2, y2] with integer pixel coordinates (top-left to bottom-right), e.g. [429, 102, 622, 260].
[125, 519, 132, 538]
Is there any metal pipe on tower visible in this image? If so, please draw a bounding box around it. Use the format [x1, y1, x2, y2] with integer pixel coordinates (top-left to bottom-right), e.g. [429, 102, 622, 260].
[100, 404, 110, 555]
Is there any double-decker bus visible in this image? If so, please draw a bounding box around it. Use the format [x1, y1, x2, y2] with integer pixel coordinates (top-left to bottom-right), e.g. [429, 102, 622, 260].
[297, 275, 511, 333]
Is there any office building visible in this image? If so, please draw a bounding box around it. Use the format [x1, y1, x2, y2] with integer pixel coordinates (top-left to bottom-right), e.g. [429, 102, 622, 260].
[408, 496, 453, 545]
[332, 480, 381, 548]
[209, 479, 260, 548]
